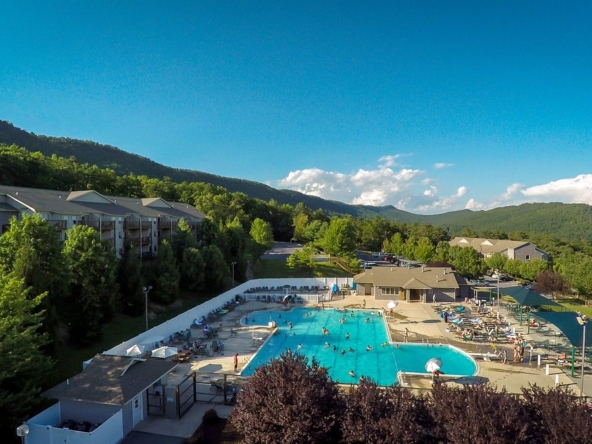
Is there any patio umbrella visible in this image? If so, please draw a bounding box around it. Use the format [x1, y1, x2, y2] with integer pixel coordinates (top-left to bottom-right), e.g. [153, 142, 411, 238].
[126, 344, 146, 357]
[151, 346, 178, 359]
[425, 357, 443, 373]
[387, 300, 398, 309]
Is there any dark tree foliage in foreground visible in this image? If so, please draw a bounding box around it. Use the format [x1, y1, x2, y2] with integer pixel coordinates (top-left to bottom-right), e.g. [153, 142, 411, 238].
[231, 356, 592, 444]
[230, 352, 344, 444]
[430, 383, 532, 444]
[522, 385, 592, 444]
[342, 378, 433, 444]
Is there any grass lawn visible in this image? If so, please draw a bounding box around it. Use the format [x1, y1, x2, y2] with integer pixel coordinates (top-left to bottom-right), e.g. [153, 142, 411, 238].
[255, 259, 353, 279]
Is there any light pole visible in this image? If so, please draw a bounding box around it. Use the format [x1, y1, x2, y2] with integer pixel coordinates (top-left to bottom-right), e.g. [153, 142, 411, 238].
[577, 314, 588, 397]
[231, 262, 236, 288]
[16, 424, 29, 444]
[143, 286, 152, 331]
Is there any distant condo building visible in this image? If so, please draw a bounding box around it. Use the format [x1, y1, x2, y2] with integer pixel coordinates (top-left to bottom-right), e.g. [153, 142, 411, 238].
[0, 185, 205, 258]
[448, 237, 549, 262]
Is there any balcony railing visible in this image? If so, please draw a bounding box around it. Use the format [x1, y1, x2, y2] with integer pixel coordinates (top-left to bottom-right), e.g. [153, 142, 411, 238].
[158, 221, 179, 230]
[47, 220, 67, 230]
[124, 221, 151, 230]
[79, 220, 115, 230]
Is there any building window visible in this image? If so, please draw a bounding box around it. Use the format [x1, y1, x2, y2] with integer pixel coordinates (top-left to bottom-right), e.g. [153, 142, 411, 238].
[525, 255, 530, 260]
[380, 287, 397, 295]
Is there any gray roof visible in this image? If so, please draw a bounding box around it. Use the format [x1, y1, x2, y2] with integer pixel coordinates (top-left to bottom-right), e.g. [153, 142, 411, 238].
[449, 237, 530, 255]
[43, 354, 177, 405]
[0, 185, 205, 220]
[354, 266, 459, 290]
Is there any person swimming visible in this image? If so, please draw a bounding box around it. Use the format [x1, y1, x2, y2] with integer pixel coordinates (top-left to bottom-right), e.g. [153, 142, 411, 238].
[340, 349, 346, 355]
[345, 332, 350, 339]
[365, 318, 370, 323]
[348, 347, 355, 353]
[349, 370, 356, 378]
[381, 341, 389, 347]
[366, 345, 373, 351]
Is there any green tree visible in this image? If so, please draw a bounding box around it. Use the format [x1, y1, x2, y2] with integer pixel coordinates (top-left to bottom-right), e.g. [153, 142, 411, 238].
[171, 218, 198, 264]
[450, 246, 485, 279]
[292, 213, 309, 243]
[250, 218, 274, 253]
[403, 235, 418, 260]
[519, 258, 549, 282]
[433, 241, 450, 263]
[321, 218, 356, 257]
[0, 271, 54, 434]
[180, 247, 205, 291]
[151, 240, 180, 304]
[286, 243, 316, 270]
[117, 241, 144, 316]
[62, 225, 120, 345]
[503, 259, 522, 278]
[415, 237, 435, 264]
[390, 232, 405, 257]
[486, 253, 507, 274]
[0, 213, 69, 344]
[202, 244, 229, 289]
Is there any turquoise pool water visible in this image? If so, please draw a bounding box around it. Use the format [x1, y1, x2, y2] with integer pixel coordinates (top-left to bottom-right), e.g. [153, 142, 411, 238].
[240, 307, 477, 385]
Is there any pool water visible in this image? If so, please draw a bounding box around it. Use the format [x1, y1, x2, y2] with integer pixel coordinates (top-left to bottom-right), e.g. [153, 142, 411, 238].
[240, 307, 477, 385]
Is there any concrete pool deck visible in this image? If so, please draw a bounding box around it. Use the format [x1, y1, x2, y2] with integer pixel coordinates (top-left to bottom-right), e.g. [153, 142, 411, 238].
[134, 294, 589, 439]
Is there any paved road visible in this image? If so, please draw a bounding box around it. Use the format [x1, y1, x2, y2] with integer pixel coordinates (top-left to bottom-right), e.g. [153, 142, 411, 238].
[261, 242, 302, 261]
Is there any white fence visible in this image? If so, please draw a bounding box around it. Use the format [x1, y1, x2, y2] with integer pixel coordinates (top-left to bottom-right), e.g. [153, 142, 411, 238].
[25, 404, 123, 444]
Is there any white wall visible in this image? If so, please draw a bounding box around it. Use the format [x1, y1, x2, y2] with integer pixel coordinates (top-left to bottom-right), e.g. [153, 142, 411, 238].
[25, 409, 123, 444]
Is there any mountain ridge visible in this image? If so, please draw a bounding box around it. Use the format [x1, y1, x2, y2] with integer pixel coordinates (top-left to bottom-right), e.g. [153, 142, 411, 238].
[1, 119, 591, 241]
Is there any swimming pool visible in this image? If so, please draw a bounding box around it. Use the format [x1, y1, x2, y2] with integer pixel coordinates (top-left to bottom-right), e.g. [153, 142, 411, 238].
[240, 307, 477, 385]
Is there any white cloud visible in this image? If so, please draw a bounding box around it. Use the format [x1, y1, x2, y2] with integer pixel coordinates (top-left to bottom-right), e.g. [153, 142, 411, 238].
[415, 186, 468, 212]
[277, 158, 592, 215]
[423, 186, 438, 197]
[521, 174, 592, 204]
[434, 162, 454, 169]
[378, 154, 402, 168]
[277, 158, 425, 208]
[501, 183, 525, 201]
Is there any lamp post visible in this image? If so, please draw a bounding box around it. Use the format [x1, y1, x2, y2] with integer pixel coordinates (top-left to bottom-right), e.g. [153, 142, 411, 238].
[231, 262, 236, 288]
[16, 423, 29, 444]
[143, 286, 152, 331]
[577, 314, 588, 397]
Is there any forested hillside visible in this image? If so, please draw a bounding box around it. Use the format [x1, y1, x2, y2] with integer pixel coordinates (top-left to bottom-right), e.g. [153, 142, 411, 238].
[1, 120, 592, 241]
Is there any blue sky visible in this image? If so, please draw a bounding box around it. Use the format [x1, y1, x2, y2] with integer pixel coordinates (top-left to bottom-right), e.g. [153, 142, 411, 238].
[2, 1, 592, 214]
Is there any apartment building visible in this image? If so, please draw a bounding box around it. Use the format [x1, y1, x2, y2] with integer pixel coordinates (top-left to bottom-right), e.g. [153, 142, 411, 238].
[0, 185, 205, 257]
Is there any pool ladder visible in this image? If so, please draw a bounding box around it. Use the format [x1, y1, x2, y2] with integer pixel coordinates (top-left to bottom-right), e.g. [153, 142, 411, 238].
[422, 338, 430, 346]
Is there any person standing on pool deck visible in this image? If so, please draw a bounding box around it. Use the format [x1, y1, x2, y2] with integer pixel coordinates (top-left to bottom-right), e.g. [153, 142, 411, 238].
[433, 294, 436, 304]
[233, 353, 238, 372]
[362, 299, 366, 308]
[403, 328, 409, 342]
